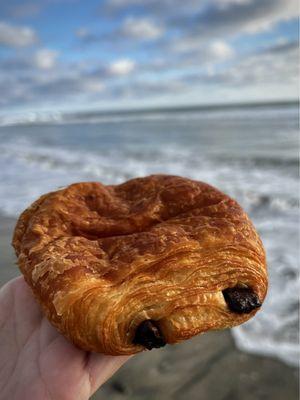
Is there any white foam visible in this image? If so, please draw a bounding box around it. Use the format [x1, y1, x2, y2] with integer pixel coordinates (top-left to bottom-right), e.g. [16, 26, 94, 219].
[232, 326, 299, 367]
[1, 136, 296, 217]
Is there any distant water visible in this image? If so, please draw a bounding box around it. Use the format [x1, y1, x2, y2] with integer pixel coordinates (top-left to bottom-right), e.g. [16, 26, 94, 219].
[0, 103, 298, 366]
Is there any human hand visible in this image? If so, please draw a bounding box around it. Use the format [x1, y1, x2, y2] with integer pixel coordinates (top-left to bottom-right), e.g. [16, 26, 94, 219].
[0, 277, 131, 400]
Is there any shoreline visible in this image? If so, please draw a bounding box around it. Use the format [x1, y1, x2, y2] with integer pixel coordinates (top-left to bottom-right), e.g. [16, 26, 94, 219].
[93, 330, 299, 400]
[1, 100, 297, 128]
[0, 214, 298, 399]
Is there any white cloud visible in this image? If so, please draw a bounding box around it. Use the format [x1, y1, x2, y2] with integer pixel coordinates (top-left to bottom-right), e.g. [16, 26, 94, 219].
[0, 31, 296, 112]
[245, 0, 298, 33]
[105, 0, 298, 38]
[122, 17, 164, 40]
[108, 59, 136, 75]
[195, 41, 298, 88]
[230, 42, 298, 84]
[33, 49, 59, 70]
[208, 40, 234, 59]
[0, 21, 37, 47]
[173, 38, 234, 64]
[195, 0, 299, 38]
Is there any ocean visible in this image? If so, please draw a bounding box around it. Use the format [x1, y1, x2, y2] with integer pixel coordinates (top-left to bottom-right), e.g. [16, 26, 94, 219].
[0, 102, 298, 367]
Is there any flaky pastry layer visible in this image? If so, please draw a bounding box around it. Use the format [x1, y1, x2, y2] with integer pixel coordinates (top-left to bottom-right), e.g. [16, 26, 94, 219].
[12, 175, 267, 355]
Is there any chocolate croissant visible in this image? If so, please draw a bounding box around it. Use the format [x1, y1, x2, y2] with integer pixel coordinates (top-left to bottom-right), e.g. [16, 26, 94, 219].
[12, 175, 267, 355]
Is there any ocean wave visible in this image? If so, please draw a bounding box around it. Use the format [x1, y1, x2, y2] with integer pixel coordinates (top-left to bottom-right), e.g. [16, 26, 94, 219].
[232, 326, 299, 367]
[214, 155, 299, 168]
[234, 215, 300, 367]
[0, 123, 298, 368]
[0, 136, 298, 216]
[0, 102, 297, 127]
[233, 255, 299, 367]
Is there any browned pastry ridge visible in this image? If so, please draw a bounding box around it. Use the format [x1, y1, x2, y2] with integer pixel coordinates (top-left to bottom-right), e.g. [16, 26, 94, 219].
[12, 175, 268, 355]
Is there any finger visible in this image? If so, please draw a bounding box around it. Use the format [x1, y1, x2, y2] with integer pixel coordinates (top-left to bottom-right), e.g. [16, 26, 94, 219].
[87, 353, 133, 395]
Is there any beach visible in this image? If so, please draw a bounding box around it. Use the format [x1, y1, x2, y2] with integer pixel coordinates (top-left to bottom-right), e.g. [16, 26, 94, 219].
[1, 214, 298, 400]
[93, 331, 299, 400]
[0, 103, 299, 399]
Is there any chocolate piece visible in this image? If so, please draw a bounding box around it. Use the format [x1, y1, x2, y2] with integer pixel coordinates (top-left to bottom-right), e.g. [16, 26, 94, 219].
[223, 287, 261, 314]
[133, 320, 166, 350]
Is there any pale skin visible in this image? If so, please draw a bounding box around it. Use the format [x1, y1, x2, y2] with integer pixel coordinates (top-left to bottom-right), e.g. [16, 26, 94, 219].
[0, 277, 132, 400]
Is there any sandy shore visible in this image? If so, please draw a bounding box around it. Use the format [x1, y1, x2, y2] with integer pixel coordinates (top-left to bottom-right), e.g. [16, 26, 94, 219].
[1, 215, 298, 400]
[92, 330, 299, 400]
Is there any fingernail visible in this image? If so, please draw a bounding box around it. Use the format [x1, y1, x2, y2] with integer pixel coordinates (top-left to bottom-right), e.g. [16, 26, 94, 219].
[133, 320, 166, 350]
[223, 287, 261, 314]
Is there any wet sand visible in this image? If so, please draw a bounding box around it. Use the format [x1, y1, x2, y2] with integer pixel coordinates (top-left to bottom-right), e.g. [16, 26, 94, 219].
[1, 215, 298, 400]
[92, 330, 299, 400]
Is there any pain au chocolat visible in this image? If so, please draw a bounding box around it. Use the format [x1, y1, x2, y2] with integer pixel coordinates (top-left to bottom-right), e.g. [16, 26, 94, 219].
[12, 175, 268, 355]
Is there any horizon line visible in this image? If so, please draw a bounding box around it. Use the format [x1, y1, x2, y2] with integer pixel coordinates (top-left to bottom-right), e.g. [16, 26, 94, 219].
[0, 99, 298, 126]
[66, 99, 299, 118]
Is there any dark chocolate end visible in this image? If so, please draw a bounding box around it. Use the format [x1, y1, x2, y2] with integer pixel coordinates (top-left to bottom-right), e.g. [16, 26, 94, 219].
[223, 287, 261, 314]
[133, 320, 166, 350]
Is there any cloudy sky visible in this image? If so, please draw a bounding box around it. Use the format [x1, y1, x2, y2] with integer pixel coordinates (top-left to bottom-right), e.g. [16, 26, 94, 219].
[0, 0, 298, 115]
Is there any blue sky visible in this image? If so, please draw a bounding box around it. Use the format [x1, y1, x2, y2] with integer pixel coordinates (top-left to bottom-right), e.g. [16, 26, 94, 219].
[0, 0, 298, 115]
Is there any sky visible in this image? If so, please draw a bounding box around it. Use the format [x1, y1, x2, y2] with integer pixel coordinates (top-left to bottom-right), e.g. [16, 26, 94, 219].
[0, 0, 298, 115]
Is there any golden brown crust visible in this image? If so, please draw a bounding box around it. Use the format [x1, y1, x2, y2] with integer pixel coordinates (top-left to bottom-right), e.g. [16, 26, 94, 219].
[12, 175, 268, 355]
